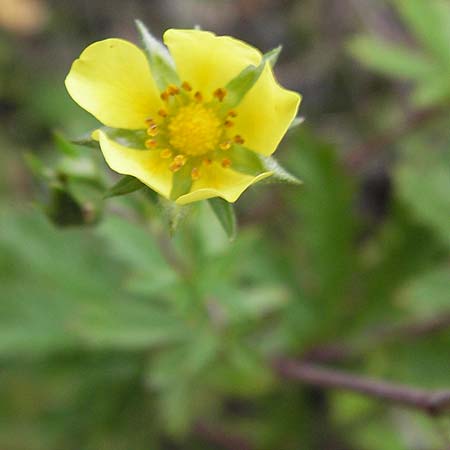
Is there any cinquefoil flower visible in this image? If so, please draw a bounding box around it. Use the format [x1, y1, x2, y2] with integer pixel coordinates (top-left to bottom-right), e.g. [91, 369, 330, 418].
[65, 28, 301, 204]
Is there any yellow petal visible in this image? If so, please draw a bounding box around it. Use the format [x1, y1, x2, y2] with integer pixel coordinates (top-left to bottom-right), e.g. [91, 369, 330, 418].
[93, 129, 172, 198]
[65, 39, 162, 130]
[176, 162, 272, 205]
[233, 64, 301, 156]
[163, 29, 261, 97]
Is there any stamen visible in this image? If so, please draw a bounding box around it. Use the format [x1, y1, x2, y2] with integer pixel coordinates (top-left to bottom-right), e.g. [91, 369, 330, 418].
[182, 81, 192, 92]
[191, 167, 201, 180]
[194, 91, 203, 102]
[145, 139, 158, 148]
[160, 91, 169, 101]
[145, 117, 155, 125]
[227, 110, 238, 118]
[213, 88, 227, 102]
[234, 135, 245, 145]
[169, 161, 182, 172]
[160, 149, 172, 159]
[203, 158, 212, 166]
[158, 109, 168, 118]
[167, 84, 180, 96]
[219, 140, 232, 150]
[224, 120, 234, 128]
[147, 124, 159, 137]
[174, 154, 187, 166]
[221, 158, 232, 168]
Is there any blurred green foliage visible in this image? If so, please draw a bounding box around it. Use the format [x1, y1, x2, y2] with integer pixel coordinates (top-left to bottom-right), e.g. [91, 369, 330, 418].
[0, 0, 449, 449]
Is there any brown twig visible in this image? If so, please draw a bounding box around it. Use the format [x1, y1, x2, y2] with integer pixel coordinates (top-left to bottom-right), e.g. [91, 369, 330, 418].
[274, 358, 450, 416]
[303, 313, 450, 364]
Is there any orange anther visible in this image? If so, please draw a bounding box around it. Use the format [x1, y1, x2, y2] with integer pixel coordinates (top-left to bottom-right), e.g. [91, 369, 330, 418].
[213, 88, 227, 102]
[182, 81, 192, 91]
[219, 140, 232, 150]
[234, 135, 245, 145]
[160, 149, 172, 159]
[221, 158, 232, 168]
[194, 91, 203, 102]
[145, 139, 158, 148]
[191, 167, 201, 180]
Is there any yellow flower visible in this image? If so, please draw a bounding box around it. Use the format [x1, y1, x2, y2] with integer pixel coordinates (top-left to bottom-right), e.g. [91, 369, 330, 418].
[65, 28, 301, 204]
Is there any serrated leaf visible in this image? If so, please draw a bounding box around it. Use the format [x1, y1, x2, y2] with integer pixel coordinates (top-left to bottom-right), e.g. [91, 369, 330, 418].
[348, 36, 436, 80]
[104, 175, 145, 199]
[393, 0, 450, 66]
[261, 155, 303, 185]
[208, 197, 237, 241]
[135, 20, 180, 90]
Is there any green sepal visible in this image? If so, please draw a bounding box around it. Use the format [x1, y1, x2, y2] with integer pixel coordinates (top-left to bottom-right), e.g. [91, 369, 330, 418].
[70, 131, 99, 149]
[159, 197, 192, 236]
[208, 197, 237, 241]
[288, 116, 305, 131]
[261, 156, 303, 185]
[102, 127, 147, 149]
[228, 145, 265, 176]
[104, 175, 145, 199]
[170, 163, 193, 201]
[135, 20, 180, 91]
[220, 47, 281, 111]
[264, 45, 282, 68]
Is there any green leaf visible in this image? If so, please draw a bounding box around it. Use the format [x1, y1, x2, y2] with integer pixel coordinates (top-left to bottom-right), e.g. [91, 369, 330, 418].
[24, 153, 55, 181]
[104, 175, 145, 199]
[102, 127, 147, 149]
[398, 265, 450, 317]
[208, 197, 237, 241]
[45, 186, 86, 227]
[261, 155, 303, 185]
[135, 20, 180, 90]
[393, 0, 450, 66]
[395, 141, 450, 247]
[411, 75, 450, 106]
[53, 131, 81, 157]
[348, 36, 436, 79]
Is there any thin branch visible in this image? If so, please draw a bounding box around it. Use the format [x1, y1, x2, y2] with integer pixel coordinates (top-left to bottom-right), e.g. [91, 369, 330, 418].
[274, 359, 450, 416]
[303, 313, 450, 363]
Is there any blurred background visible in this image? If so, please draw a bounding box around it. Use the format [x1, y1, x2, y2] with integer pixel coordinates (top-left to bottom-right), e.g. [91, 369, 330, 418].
[0, 0, 449, 449]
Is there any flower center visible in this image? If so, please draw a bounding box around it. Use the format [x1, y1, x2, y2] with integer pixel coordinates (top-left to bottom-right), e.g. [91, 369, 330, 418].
[143, 82, 246, 180]
[167, 103, 222, 156]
